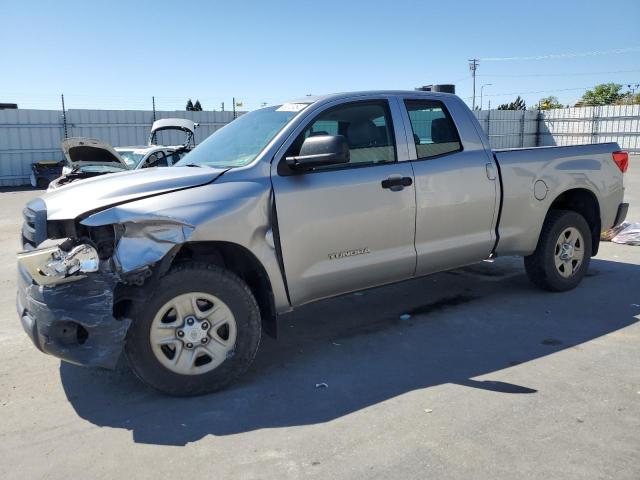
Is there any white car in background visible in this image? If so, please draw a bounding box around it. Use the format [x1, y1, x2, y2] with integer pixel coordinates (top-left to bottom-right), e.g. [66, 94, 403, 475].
[48, 118, 198, 190]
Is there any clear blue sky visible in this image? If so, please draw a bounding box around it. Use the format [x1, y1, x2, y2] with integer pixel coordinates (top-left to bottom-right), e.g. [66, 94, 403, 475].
[2, 0, 639, 111]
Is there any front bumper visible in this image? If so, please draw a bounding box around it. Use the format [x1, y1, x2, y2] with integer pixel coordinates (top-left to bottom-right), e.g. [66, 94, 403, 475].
[16, 263, 131, 369]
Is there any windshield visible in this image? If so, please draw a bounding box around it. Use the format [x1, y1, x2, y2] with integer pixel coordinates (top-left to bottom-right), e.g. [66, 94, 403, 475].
[117, 150, 146, 168]
[176, 104, 308, 168]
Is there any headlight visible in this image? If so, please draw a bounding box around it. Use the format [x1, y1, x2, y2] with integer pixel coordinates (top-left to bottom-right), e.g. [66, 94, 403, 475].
[17, 243, 99, 286]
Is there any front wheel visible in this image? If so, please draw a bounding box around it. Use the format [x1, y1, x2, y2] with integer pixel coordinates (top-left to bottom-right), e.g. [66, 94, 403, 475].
[524, 210, 592, 292]
[125, 263, 262, 396]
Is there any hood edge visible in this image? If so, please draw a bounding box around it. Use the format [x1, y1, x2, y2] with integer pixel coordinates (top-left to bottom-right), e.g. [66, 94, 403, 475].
[75, 168, 230, 224]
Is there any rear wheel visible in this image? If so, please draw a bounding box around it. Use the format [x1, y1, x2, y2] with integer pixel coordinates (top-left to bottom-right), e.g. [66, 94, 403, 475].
[524, 210, 592, 292]
[125, 263, 261, 396]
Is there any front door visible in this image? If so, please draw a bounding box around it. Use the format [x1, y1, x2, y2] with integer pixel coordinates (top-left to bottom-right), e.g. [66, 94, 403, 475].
[271, 99, 416, 306]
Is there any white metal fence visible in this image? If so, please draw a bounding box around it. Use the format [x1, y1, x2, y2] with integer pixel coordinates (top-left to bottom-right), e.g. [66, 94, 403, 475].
[0, 109, 239, 186]
[1, 104, 638, 186]
[473, 104, 640, 153]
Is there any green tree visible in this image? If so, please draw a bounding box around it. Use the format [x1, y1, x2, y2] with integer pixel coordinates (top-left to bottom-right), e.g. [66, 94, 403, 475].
[497, 96, 526, 110]
[538, 96, 564, 110]
[193, 100, 203, 111]
[186, 99, 194, 111]
[615, 92, 640, 105]
[581, 83, 623, 106]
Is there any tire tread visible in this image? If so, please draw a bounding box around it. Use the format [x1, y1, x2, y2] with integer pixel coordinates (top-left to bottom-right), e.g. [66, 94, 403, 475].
[524, 209, 591, 292]
[125, 262, 261, 396]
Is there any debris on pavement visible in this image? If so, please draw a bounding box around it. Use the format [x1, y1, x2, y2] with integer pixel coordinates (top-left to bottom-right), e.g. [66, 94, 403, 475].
[315, 383, 328, 389]
[611, 222, 640, 246]
[424, 408, 433, 413]
[601, 222, 628, 241]
[400, 313, 411, 321]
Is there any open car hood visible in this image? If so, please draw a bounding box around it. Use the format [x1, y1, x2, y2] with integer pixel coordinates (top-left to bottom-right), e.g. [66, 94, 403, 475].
[149, 118, 198, 148]
[62, 138, 129, 170]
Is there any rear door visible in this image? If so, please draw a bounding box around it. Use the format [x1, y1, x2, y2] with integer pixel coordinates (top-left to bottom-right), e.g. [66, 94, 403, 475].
[401, 96, 498, 275]
[271, 97, 416, 306]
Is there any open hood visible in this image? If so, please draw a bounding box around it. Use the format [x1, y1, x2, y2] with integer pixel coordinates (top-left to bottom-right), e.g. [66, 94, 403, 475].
[149, 118, 198, 148]
[62, 138, 129, 170]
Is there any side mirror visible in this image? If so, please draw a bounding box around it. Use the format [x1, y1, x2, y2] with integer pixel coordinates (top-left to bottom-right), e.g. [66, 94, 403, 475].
[286, 135, 350, 170]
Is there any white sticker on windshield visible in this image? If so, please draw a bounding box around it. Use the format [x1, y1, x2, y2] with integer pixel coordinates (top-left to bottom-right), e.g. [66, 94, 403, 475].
[276, 103, 308, 112]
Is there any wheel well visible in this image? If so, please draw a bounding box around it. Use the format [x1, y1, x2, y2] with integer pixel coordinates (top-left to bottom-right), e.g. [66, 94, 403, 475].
[548, 188, 601, 255]
[169, 242, 278, 338]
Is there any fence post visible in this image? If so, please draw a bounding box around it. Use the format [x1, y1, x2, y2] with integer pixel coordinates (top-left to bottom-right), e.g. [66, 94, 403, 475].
[535, 109, 542, 147]
[60, 93, 68, 139]
[591, 106, 600, 144]
[520, 110, 526, 147]
[486, 108, 491, 148]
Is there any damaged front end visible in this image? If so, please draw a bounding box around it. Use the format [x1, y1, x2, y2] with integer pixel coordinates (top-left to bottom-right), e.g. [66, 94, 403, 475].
[17, 200, 194, 369]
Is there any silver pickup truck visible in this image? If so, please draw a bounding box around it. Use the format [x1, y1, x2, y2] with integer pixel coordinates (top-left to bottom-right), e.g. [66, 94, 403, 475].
[17, 91, 629, 396]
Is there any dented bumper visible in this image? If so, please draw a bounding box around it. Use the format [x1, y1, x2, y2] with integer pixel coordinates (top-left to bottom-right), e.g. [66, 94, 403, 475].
[16, 263, 130, 369]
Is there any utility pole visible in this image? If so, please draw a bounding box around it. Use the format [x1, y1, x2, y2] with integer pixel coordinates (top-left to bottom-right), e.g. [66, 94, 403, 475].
[480, 83, 492, 110]
[469, 58, 479, 110]
[221, 102, 225, 111]
[232, 97, 236, 119]
[152, 96, 156, 122]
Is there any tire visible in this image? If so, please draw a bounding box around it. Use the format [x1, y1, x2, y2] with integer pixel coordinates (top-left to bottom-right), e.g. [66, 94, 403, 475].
[524, 210, 592, 292]
[125, 262, 261, 396]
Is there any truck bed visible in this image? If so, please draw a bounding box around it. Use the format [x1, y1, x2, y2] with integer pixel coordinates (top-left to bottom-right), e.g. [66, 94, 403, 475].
[492, 142, 625, 256]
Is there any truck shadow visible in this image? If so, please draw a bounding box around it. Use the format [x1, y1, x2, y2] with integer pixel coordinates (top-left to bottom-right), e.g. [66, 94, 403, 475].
[60, 256, 640, 446]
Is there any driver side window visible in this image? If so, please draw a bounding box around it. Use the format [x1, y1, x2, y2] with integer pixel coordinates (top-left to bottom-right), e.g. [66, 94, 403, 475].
[153, 151, 169, 167]
[284, 101, 396, 172]
[145, 151, 169, 168]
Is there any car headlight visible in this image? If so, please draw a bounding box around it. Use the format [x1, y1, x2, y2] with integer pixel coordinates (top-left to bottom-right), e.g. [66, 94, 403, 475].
[17, 243, 99, 286]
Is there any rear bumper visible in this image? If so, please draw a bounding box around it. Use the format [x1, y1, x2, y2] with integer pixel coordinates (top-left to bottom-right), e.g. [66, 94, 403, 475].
[613, 203, 629, 228]
[16, 263, 130, 369]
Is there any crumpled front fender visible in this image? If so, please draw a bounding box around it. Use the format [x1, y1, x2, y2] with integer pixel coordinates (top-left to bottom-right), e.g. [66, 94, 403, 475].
[81, 201, 197, 274]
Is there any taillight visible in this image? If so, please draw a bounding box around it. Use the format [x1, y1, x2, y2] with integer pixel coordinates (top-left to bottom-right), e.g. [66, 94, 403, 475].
[612, 151, 629, 173]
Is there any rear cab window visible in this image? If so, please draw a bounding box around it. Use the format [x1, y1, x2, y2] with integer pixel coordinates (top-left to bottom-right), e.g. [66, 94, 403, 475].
[404, 100, 462, 159]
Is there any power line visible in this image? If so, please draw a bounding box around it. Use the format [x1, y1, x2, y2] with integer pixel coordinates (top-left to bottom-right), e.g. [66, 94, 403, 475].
[477, 68, 640, 78]
[480, 46, 640, 62]
[462, 81, 639, 100]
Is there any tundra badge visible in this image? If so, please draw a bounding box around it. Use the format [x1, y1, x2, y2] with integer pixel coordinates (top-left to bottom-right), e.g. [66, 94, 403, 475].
[328, 247, 371, 260]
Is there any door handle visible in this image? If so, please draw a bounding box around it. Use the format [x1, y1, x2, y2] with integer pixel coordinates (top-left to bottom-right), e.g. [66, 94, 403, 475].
[381, 174, 413, 191]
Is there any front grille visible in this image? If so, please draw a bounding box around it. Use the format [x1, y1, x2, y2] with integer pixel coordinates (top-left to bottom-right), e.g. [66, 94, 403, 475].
[21, 198, 47, 249]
